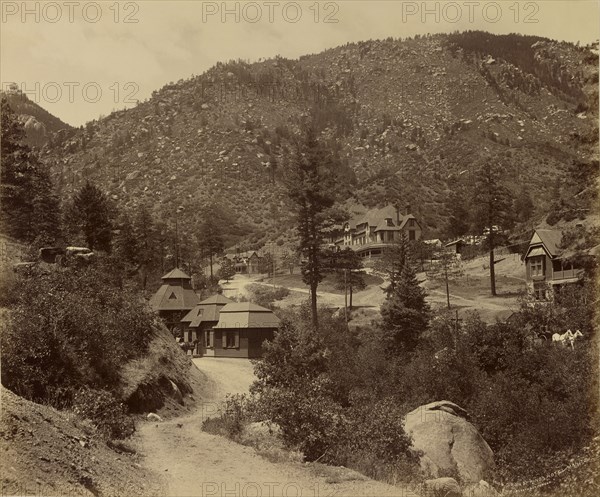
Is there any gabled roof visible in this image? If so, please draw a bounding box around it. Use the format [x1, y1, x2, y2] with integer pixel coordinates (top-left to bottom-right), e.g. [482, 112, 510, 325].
[355, 205, 398, 228]
[182, 294, 234, 327]
[346, 205, 418, 232]
[161, 268, 192, 280]
[527, 229, 564, 258]
[214, 302, 281, 329]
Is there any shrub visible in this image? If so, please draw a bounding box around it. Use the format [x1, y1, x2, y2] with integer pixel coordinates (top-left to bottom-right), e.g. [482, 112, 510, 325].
[72, 387, 135, 439]
[245, 284, 289, 309]
[0, 260, 160, 404]
[202, 393, 253, 440]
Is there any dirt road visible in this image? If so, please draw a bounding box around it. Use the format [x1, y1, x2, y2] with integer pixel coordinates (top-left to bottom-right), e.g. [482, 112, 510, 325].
[136, 358, 416, 497]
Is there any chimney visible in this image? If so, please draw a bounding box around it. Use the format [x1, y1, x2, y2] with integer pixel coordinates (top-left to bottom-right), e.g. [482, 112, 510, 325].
[405, 203, 411, 216]
[396, 206, 401, 225]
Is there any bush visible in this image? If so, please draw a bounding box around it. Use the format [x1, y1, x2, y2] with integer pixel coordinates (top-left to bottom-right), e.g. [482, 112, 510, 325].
[202, 393, 253, 440]
[0, 260, 160, 404]
[72, 387, 135, 439]
[246, 283, 289, 309]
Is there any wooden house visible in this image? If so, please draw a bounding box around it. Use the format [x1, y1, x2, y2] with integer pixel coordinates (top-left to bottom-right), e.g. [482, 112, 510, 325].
[149, 268, 200, 335]
[180, 294, 233, 356]
[332, 205, 422, 259]
[211, 302, 280, 358]
[525, 229, 584, 301]
[222, 250, 264, 274]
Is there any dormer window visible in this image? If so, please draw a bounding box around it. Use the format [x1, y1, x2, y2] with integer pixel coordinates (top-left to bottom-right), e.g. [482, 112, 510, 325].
[385, 218, 394, 227]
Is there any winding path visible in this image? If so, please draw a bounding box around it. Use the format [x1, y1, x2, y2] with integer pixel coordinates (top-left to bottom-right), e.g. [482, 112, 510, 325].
[136, 358, 417, 497]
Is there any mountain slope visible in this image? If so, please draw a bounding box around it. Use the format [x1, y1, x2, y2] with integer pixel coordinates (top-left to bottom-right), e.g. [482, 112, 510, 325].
[41, 32, 599, 248]
[1, 86, 73, 148]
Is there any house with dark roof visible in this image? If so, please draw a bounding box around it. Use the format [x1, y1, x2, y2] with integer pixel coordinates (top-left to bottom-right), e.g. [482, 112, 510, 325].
[180, 294, 233, 356]
[210, 302, 280, 358]
[149, 268, 200, 334]
[525, 229, 584, 300]
[332, 205, 422, 259]
[222, 250, 264, 274]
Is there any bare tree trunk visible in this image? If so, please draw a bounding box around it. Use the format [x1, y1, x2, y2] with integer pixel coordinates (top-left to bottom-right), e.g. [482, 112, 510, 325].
[209, 253, 214, 279]
[344, 269, 348, 323]
[445, 265, 451, 309]
[489, 230, 497, 296]
[310, 281, 318, 331]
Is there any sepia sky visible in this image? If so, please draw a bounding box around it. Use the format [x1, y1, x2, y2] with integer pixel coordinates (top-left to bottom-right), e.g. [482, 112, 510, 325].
[1, 0, 599, 126]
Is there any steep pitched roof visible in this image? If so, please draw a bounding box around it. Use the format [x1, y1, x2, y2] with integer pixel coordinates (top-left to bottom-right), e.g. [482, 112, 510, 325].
[214, 302, 281, 329]
[528, 229, 564, 258]
[161, 268, 192, 280]
[355, 205, 399, 228]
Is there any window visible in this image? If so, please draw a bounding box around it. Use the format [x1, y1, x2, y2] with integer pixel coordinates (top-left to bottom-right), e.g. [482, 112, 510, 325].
[533, 282, 548, 301]
[409, 230, 416, 241]
[225, 331, 239, 349]
[188, 331, 193, 342]
[530, 256, 544, 277]
[205, 330, 213, 348]
[409, 219, 416, 227]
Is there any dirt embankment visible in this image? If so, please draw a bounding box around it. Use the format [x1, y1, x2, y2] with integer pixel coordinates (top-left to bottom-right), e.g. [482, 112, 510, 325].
[0, 386, 164, 497]
[0, 325, 210, 496]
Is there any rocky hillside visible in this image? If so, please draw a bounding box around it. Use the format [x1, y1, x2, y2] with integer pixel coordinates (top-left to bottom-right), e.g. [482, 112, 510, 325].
[1, 86, 72, 148]
[0, 386, 164, 497]
[40, 32, 599, 248]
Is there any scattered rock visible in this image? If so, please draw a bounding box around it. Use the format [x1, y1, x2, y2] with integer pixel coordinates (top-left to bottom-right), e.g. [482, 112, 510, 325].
[168, 380, 184, 405]
[424, 477, 461, 497]
[146, 413, 163, 422]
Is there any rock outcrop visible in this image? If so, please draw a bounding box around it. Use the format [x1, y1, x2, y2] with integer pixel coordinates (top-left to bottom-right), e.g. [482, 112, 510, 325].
[404, 401, 495, 484]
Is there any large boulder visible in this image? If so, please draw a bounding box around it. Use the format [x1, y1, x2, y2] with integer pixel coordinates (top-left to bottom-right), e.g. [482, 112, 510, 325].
[404, 401, 495, 484]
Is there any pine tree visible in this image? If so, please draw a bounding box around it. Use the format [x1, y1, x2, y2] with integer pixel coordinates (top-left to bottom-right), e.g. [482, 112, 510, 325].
[113, 212, 138, 266]
[373, 233, 408, 297]
[514, 186, 535, 223]
[284, 126, 335, 330]
[67, 181, 113, 252]
[133, 205, 158, 289]
[198, 206, 224, 280]
[380, 256, 430, 353]
[471, 156, 514, 296]
[1, 97, 61, 244]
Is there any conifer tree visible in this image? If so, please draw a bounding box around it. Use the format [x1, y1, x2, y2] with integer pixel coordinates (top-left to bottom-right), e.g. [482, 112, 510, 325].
[380, 254, 430, 353]
[1, 97, 61, 244]
[284, 126, 335, 330]
[66, 181, 113, 252]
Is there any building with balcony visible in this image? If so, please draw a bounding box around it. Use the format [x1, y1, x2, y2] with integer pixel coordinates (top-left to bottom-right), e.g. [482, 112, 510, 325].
[331, 205, 422, 259]
[525, 229, 584, 300]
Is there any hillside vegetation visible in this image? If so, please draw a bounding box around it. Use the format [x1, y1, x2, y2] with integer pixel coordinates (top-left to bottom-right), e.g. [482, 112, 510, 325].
[1, 86, 72, 148]
[39, 32, 598, 249]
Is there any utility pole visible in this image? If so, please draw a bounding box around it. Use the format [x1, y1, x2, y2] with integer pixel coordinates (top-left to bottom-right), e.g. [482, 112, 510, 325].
[175, 205, 184, 268]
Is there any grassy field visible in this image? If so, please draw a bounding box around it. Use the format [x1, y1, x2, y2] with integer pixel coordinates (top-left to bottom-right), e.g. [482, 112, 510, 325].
[259, 272, 384, 295]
